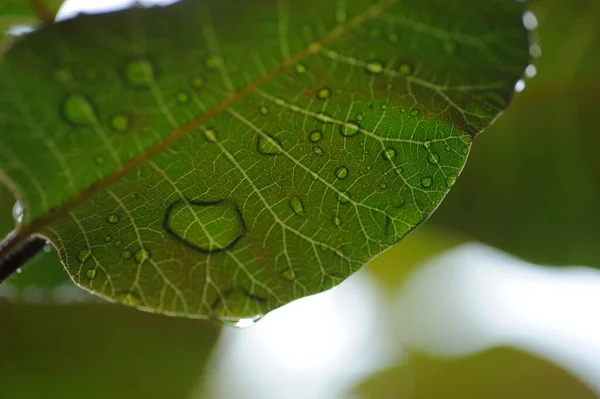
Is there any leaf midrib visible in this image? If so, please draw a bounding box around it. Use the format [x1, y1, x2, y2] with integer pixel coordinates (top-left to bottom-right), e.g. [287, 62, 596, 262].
[1, 0, 397, 259]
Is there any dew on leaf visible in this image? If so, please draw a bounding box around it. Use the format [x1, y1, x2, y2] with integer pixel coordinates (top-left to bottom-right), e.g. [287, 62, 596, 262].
[134, 247, 150, 263]
[399, 64, 412, 75]
[380, 182, 388, 190]
[78, 248, 91, 263]
[333, 216, 342, 226]
[409, 109, 420, 117]
[282, 270, 296, 281]
[356, 113, 364, 121]
[86, 269, 96, 280]
[289, 196, 306, 217]
[309, 130, 322, 142]
[317, 87, 331, 100]
[427, 152, 440, 164]
[338, 191, 351, 204]
[191, 76, 204, 89]
[95, 156, 105, 165]
[164, 198, 246, 253]
[122, 250, 132, 260]
[107, 214, 120, 224]
[312, 146, 324, 156]
[119, 292, 140, 306]
[446, 177, 456, 187]
[114, 240, 122, 247]
[110, 113, 130, 132]
[339, 122, 360, 137]
[259, 106, 269, 115]
[335, 166, 349, 180]
[104, 236, 112, 243]
[176, 91, 190, 103]
[366, 62, 383, 74]
[421, 176, 433, 188]
[205, 56, 221, 70]
[257, 134, 282, 155]
[61, 94, 95, 126]
[295, 64, 307, 74]
[124, 58, 155, 88]
[382, 147, 397, 160]
[203, 128, 218, 143]
[12, 201, 23, 224]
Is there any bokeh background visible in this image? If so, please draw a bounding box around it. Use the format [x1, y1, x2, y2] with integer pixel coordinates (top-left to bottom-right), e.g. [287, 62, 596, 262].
[1, 0, 600, 397]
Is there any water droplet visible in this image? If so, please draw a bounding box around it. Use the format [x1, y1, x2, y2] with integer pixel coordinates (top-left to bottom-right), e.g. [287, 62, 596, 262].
[122, 250, 132, 260]
[259, 105, 269, 115]
[219, 314, 262, 329]
[205, 56, 221, 70]
[295, 64, 307, 74]
[62, 94, 94, 126]
[78, 248, 91, 263]
[134, 247, 150, 263]
[43, 242, 52, 252]
[339, 122, 360, 137]
[164, 198, 246, 253]
[427, 152, 440, 164]
[446, 177, 456, 187]
[529, 43, 542, 58]
[366, 62, 383, 74]
[86, 269, 96, 280]
[421, 176, 433, 188]
[114, 240, 122, 247]
[356, 113, 364, 121]
[522, 11, 538, 31]
[203, 128, 218, 143]
[380, 182, 388, 190]
[176, 91, 189, 103]
[289, 196, 306, 217]
[95, 156, 105, 165]
[380, 103, 388, 110]
[119, 292, 140, 307]
[320, 243, 328, 251]
[12, 201, 23, 224]
[107, 214, 120, 224]
[16, 268, 22, 274]
[110, 113, 130, 132]
[317, 87, 331, 100]
[399, 64, 412, 75]
[382, 147, 397, 160]
[309, 130, 322, 142]
[409, 109, 420, 117]
[104, 236, 112, 243]
[124, 58, 155, 88]
[313, 146, 324, 156]
[191, 76, 204, 89]
[338, 191, 351, 204]
[514, 79, 526, 93]
[334, 166, 349, 180]
[282, 270, 296, 281]
[333, 216, 342, 226]
[444, 145, 451, 151]
[257, 134, 282, 155]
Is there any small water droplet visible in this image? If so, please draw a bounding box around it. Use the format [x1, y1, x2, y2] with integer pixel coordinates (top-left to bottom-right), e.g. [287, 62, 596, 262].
[338, 191, 351, 204]
[62, 94, 95, 126]
[339, 122, 360, 137]
[380, 182, 388, 190]
[356, 113, 364, 121]
[16, 268, 22, 274]
[334, 166, 349, 180]
[366, 62, 383, 74]
[289, 196, 306, 216]
[176, 91, 189, 103]
[220, 314, 262, 329]
[78, 248, 91, 263]
[119, 292, 140, 306]
[134, 247, 150, 263]
[309, 130, 322, 142]
[104, 236, 112, 243]
[122, 250, 132, 260]
[320, 243, 328, 251]
[444, 145, 451, 152]
[205, 56, 221, 70]
[124, 58, 155, 88]
[312, 146, 324, 156]
[427, 152, 440, 164]
[282, 270, 296, 281]
[203, 128, 218, 143]
[409, 109, 420, 117]
[259, 105, 269, 115]
[107, 214, 120, 224]
[421, 176, 433, 188]
[257, 134, 282, 155]
[399, 64, 412, 75]
[446, 177, 456, 187]
[95, 156, 105, 165]
[12, 201, 23, 224]
[333, 216, 342, 226]
[529, 43, 542, 58]
[114, 240, 122, 247]
[295, 64, 307, 74]
[86, 269, 96, 280]
[110, 113, 130, 132]
[382, 147, 397, 160]
[317, 87, 331, 100]
[191, 76, 204, 89]
[514, 79, 526, 93]
[525, 64, 537, 78]
[380, 103, 388, 110]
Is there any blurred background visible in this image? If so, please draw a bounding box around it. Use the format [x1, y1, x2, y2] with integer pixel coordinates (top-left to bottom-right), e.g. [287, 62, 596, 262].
[1, 0, 600, 397]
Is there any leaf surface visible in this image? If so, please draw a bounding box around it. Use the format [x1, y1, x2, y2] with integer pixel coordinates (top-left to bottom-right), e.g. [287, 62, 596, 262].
[0, 0, 529, 319]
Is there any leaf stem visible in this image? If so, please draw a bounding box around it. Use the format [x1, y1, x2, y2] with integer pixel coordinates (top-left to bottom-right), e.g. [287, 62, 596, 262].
[0, 232, 46, 284]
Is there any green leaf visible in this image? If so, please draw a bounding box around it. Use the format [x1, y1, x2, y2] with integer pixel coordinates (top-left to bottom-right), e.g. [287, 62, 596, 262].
[0, 0, 529, 319]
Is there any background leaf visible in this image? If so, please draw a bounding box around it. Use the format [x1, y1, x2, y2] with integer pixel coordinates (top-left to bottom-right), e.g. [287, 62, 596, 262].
[0, 0, 529, 319]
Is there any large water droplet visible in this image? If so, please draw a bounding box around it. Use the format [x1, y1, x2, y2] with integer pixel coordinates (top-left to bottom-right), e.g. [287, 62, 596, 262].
[257, 134, 282, 155]
[289, 196, 306, 216]
[335, 166, 349, 180]
[339, 122, 360, 137]
[12, 201, 23, 224]
[164, 198, 246, 253]
[219, 314, 263, 329]
[62, 94, 94, 126]
[124, 58, 155, 88]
